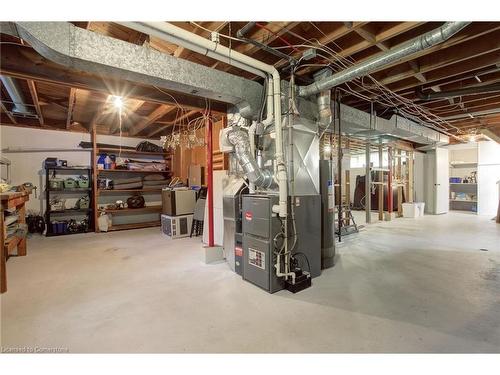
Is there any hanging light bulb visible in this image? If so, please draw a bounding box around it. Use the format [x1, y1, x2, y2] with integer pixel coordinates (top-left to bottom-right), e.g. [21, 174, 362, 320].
[112, 96, 123, 109]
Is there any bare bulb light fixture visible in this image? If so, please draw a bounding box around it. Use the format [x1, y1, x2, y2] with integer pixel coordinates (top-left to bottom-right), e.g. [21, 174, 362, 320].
[112, 96, 123, 109]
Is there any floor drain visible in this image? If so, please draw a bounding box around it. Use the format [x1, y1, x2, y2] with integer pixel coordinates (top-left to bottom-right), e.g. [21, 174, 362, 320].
[480, 248, 488, 251]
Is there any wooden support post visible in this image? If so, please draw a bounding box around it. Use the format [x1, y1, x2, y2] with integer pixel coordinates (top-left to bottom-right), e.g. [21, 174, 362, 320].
[378, 144, 384, 221]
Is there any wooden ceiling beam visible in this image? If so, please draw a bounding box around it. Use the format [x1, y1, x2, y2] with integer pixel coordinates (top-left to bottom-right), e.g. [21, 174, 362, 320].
[88, 101, 107, 132]
[273, 22, 369, 70]
[0, 45, 227, 113]
[26, 79, 44, 125]
[211, 21, 301, 71]
[147, 109, 201, 137]
[294, 22, 425, 77]
[377, 30, 500, 87]
[109, 98, 146, 134]
[66, 87, 77, 129]
[430, 100, 500, 118]
[387, 52, 500, 94]
[130, 104, 174, 136]
[174, 22, 229, 60]
[0, 101, 17, 124]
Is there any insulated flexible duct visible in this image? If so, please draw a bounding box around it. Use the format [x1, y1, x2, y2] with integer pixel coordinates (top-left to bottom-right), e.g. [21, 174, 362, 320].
[227, 128, 274, 188]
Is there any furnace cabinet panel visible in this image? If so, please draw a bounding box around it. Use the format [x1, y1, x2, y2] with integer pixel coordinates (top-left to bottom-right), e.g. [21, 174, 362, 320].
[242, 194, 321, 293]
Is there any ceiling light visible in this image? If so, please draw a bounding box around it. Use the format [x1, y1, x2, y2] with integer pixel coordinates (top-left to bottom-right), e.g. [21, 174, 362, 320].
[468, 134, 478, 142]
[112, 96, 123, 109]
[323, 145, 332, 153]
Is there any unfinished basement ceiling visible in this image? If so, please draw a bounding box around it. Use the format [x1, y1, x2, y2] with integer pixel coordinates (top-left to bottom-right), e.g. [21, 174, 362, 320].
[1, 21, 499, 140]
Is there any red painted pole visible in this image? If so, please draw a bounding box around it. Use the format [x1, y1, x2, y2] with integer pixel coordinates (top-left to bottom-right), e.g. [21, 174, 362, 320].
[206, 114, 214, 247]
[387, 146, 393, 214]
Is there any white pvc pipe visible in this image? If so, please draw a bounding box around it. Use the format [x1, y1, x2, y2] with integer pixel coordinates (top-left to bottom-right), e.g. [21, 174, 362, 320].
[248, 121, 257, 194]
[121, 22, 288, 218]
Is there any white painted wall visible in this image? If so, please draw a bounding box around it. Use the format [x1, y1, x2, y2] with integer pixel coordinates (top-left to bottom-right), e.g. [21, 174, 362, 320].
[477, 141, 500, 216]
[1, 125, 161, 216]
[414, 151, 425, 204]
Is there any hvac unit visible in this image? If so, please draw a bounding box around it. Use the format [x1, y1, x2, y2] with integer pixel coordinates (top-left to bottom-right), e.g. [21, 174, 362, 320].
[161, 214, 193, 239]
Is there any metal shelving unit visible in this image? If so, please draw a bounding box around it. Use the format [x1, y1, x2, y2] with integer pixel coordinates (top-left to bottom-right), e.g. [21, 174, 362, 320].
[45, 166, 93, 236]
[91, 134, 173, 232]
[449, 161, 478, 213]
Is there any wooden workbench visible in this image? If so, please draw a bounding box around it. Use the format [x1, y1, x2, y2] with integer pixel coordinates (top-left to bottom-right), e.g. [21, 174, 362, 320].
[1, 190, 31, 294]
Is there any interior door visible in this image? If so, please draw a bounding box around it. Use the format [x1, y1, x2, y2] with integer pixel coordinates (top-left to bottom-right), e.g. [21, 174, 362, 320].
[434, 147, 449, 214]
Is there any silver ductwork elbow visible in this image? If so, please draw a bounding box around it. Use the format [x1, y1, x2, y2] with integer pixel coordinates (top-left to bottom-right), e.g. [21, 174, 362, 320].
[314, 69, 333, 128]
[227, 128, 274, 188]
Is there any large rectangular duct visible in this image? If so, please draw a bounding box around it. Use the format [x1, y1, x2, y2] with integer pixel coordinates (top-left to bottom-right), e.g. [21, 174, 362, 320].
[0, 22, 264, 117]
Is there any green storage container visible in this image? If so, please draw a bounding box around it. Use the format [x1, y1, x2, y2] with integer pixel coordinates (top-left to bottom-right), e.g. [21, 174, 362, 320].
[64, 178, 77, 189]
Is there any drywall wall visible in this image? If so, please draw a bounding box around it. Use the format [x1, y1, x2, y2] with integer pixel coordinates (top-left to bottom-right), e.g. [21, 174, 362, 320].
[0, 125, 161, 214]
[477, 141, 500, 216]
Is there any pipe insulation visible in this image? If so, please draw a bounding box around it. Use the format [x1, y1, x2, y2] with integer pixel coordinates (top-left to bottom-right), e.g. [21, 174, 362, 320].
[227, 128, 274, 188]
[298, 22, 470, 97]
[120, 22, 289, 218]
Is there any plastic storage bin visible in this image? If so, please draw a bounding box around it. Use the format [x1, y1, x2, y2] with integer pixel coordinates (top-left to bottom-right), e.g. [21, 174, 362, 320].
[402, 203, 419, 218]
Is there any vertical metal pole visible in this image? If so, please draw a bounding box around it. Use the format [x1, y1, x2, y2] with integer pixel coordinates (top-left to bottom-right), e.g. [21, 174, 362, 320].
[365, 101, 373, 224]
[365, 142, 371, 224]
[206, 114, 214, 247]
[387, 146, 393, 218]
[336, 90, 342, 241]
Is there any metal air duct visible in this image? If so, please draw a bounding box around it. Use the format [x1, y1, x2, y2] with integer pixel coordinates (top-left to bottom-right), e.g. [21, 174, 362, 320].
[226, 127, 274, 188]
[314, 69, 333, 128]
[0, 75, 33, 115]
[298, 22, 470, 97]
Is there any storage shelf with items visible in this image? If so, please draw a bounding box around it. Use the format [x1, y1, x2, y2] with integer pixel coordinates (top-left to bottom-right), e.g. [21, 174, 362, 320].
[45, 164, 93, 236]
[449, 147, 478, 213]
[91, 138, 173, 232]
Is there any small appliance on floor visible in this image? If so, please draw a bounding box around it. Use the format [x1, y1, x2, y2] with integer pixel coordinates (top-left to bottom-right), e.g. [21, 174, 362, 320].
[161, 214, 193, 239]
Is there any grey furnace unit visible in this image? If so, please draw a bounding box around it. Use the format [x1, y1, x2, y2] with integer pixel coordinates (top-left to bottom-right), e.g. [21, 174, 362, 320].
[222, 177, 247, 274]
[242, 194, 321, 293]
[319, 160, 336, 269]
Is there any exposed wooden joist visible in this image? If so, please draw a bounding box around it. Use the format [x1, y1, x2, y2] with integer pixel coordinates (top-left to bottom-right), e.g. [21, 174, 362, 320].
[274, 22, 369, 70]
[379, 30, 500, 87]
[26, 79, 44, 125]
[174, 22, 228, 60]
[66, 88, 77, 129]
[0, 44, 227, 114]
[147, 109, 200, 137]
[0, 101, 17, 124]
[110, 98, 145, 134]
[130, 104, 174, 136]
[388, 51, 500, 94]
[294, 22, 424, 77]
[88, 101, 107, 132]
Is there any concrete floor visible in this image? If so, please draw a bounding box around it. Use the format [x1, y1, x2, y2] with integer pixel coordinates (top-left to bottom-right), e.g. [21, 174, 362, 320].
[1, 212, 499, 353]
